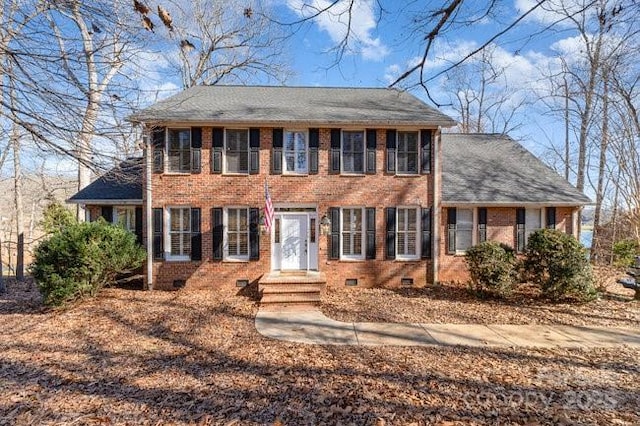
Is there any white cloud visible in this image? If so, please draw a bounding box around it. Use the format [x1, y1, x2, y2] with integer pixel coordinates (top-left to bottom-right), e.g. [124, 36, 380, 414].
[514, 0, 591, 26]
[422, 40, 479, 70]
[383, 63, 401, 85]
[287, 0, 388, 61]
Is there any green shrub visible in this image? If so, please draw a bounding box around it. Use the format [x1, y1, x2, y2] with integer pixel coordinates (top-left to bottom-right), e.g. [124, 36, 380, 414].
[465, 242, 518, 297]
[30, 219, 145, 307]
[41, 202, 77, 235]
[525, 229, 596, 301]
[612, 238, 640, 268]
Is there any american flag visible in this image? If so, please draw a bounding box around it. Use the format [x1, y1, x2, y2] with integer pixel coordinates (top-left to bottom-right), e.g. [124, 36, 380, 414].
[264, 180, 274, 232]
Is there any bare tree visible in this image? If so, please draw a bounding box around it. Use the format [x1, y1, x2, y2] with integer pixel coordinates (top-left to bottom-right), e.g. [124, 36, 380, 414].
[443, 45, 531, 134]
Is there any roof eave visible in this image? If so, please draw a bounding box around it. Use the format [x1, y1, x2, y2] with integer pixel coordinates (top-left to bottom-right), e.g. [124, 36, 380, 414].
[67, 199, 143, 205]
[441, 200, 592, 207]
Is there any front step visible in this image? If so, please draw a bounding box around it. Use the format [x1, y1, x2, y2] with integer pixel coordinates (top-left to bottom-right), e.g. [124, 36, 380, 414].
[258, 272, 326, 307]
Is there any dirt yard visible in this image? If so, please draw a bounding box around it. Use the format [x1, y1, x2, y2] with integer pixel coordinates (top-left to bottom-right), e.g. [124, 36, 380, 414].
[1, 278, 639, 425]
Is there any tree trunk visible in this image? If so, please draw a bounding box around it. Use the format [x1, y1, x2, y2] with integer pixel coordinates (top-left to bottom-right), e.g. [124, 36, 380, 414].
[591, 67, 609, 264]
[12, 122, 24, 281]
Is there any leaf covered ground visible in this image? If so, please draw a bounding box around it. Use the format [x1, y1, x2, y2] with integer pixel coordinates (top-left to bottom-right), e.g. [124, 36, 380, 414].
[323, 268, 640, 327]
[1, 278, 639, 425]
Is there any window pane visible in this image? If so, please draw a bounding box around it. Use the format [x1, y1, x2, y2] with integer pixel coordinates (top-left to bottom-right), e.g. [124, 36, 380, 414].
[228, 233, 238, 255]
[342, 131, 364, 173]
[285, 153, 295, 172]
[342, 233, 352, 255]
[295, 133, 306, 150]
[353, 232, 362, 253]
[407, 209, 417, 230]
[457, 229, 473, 251]
[457, 209, 473, 228]
[239, 209, 248, 231]
[226, 130, 248, 173]
[239, 232, 248, 255]
[526, 209, 541, 229]
[397, 131, 418, 174]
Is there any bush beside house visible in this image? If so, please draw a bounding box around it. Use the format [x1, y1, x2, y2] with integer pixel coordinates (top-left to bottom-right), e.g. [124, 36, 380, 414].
[31, 213, 145, 307]
[466, 229, 596, 302]
[465, 242, 518, 297]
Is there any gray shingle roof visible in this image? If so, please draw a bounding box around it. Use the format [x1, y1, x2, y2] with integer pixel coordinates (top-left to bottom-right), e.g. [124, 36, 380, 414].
[68, 158, 143, 204]
[441, 133, 591, 205]
[130, 85, 456, 127]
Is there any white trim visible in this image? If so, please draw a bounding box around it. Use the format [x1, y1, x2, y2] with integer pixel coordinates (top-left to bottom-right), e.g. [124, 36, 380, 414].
[433, 131, 440, 283]
[67, 199, 142, 205]
[340, 130, 366, 175]
[340, 207, 365, 260]
[442, 201, 588, 207]
[166, 127, 192, 174]
[395, 130, 420, 176]
[224, 206, 250, 261]
[165, 206, 192, 262]
[454, 207, 475, 255]
[282, 129, 309, 175]
[223, 128, 250, 175]
[396, 206, 421, 261]
[132, 119, 456, 128]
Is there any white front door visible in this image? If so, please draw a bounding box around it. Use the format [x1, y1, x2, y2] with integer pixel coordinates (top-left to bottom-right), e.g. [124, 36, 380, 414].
[281, 214, 307, 270]
[272, 211, 319, 271]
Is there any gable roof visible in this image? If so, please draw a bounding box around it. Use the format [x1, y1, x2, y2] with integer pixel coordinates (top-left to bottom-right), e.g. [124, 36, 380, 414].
[129, 85, 456, 127]
[441, 133, 591, 206]
[67, 158, 143, 204]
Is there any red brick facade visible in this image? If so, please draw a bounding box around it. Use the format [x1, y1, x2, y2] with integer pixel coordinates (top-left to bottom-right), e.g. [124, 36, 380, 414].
[438, 206, 579, 283]
[146, 127, 436, 290]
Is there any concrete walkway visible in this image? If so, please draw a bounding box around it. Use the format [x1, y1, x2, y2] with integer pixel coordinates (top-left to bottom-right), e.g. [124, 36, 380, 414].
[255, 309, 640, 348]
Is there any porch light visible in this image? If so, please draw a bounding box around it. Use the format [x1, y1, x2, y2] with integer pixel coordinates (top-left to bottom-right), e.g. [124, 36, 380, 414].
[320, 214, 331, 235]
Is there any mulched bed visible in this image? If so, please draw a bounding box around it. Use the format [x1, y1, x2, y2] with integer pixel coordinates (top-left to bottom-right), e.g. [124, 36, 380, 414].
[1, 278, 639, 425]
[322, 268, 640, 327]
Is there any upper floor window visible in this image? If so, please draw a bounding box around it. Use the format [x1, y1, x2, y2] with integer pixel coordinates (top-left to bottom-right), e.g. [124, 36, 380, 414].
[225, 129, 249, 174]
[341, 208, 364, 259]
[284, 130, 308, 174]
[397, 131, 419, 174]
[342, 131, 365, 174]
[397, 207, 419, 259]
[167, 129, 191, 173]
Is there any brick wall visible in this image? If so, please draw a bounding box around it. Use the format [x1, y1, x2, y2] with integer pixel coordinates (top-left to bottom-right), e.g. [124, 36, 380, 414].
[147, 127, 436, 290]
[438, 206, 580, 283]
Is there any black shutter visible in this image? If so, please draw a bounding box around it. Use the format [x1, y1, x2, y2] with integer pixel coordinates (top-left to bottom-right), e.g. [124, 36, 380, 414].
[190, 208, 202, 261]
[365, 207, 376, 259]
[421, 208, 432, 259]
[249, 207, 260, 260]
[212, 207, 223, 260]
[249, 128, 260, 174]
[329, 129, 341, 174]
[190, 127, 202, 173]
[516, 208, 526, 253]
[385, 207, 396, 260]
[546, 207, 556, 229]
[478, 207, 487, 243]
[135, 207, 143, 244]
[153, 207, 163, 260]
[272, 128, 283, 174]
[386, 129, 396, 173]
[309, 128, 319, 174]
[211, 128, 224, 173]
[366, 129, 377, 174]
[152, 127, 164, 173]
[101, 206, 113, 223]
[329, 207, 340, 260]
[420, 129, 432, 174]
[447, 208, 456, 255]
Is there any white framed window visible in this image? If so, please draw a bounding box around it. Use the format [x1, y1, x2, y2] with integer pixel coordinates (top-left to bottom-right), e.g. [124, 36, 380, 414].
[341, 208, 364, 259]
[225, 207, 249, 260]
[397, 207, 419, 259]
[525, 208, 542, 243]
[167, 128, 191, 173]
[283, 130, 308, 174]
[225, 129, 249, 174]
[456, 208, 474, 253]
[114, 206, 136, 233]
[397, 131, 419, 174]
[342, 130, 365, 174]
[168, 207, 191, 261]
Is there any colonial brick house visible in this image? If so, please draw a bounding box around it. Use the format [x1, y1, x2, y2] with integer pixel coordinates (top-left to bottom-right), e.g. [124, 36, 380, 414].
[69, 86, 589, 303]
